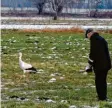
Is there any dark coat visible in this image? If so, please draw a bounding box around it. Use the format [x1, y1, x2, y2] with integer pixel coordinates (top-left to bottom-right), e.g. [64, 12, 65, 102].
[89, 32, 111, 72]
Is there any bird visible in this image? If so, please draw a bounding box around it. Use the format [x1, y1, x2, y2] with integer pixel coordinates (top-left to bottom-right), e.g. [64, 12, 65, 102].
[19, 52, 37, 74]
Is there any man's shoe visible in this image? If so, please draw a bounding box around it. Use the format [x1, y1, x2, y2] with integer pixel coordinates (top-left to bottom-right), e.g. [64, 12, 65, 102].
[105, 98, 110, 102]
[98, 98, 110, 101]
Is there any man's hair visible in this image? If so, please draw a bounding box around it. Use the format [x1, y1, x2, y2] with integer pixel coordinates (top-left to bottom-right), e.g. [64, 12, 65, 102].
[85, 28, 93, 38]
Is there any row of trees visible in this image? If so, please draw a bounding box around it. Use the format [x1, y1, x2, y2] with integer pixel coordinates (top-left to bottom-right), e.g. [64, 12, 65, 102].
[30, 0, 73, 19]
[30, 0, 107, 19]
[2, 0, 112, 18]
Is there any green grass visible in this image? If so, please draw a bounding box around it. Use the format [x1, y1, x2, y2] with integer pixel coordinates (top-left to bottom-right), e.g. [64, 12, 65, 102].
[1, 30, 112, 108]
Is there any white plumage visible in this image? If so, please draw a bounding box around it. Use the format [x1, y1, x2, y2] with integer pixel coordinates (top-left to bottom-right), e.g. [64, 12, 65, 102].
[19, 52, 37, 73]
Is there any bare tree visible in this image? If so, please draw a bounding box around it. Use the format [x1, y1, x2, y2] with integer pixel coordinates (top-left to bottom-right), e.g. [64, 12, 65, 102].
[88, 0, 102, 17]
[30, 0, 47, 14]
[93, 0, 102, 17]
[48, 0, 63, 20]
[49, 0, 74, 20]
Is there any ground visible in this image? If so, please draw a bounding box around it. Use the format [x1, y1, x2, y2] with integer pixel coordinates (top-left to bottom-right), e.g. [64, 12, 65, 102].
[1, 30, 112, 108]
[2, 17, 112, 25]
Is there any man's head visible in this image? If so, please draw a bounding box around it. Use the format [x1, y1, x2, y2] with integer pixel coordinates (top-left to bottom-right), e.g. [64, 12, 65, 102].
[85, 28, 93, 39]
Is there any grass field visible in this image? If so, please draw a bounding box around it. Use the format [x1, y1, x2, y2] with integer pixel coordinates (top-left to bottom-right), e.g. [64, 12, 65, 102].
[1, 30, 112, 108]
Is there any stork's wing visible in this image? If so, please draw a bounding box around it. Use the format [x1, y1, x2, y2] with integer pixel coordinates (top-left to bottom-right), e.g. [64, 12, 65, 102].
[21, 61, 32, 70]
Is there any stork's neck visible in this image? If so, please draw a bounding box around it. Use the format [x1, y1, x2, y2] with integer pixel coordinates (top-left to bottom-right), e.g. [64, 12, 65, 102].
[19, 55, 22, 61]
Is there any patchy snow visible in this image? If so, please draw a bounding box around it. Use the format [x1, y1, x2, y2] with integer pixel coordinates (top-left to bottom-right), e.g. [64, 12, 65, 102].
[46, 99, 56, 103]
[50, 73, 61, 77]
[61, 100, 68, 103]
[1, 24, 112, 30]
[48, 78, 56, 83]
[107, 83, 111, 85]
[83, 72, 88, 75]
[60, 77, 64, 80]
[83, 105, 99, 108]
[1, 17, 112, 21]
[69, 105, 77, 108]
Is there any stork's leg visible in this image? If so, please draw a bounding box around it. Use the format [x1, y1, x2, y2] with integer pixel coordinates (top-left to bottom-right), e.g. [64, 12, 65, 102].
[18, 70, 26, 82]
[24, 71, 30, 82]
[25, 73, 29, 82]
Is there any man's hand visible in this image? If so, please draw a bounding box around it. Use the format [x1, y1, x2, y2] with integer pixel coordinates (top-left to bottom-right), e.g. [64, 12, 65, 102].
[85, 64, 93, 72]
[88, 58, 94, 65]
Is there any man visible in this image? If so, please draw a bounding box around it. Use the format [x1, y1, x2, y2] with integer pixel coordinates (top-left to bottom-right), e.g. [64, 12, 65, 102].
[85, 28, 111, 101]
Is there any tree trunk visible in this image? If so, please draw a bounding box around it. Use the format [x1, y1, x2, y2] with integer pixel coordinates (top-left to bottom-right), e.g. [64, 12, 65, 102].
[93, 9, 98, 18]
[53, 12, 58, 20]
[38, 7, 43, 14]
[38, 3, 44, 15]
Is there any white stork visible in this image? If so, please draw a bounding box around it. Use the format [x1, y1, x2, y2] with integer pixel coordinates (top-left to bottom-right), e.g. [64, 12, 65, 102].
[19, 52, 37, 74]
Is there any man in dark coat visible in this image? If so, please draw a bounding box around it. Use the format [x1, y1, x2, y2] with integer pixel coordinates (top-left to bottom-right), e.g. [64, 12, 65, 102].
[85, 28, 111, 101]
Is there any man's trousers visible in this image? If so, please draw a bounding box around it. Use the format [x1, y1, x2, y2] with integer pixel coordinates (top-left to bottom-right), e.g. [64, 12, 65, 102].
[94, 70, 108, 100]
